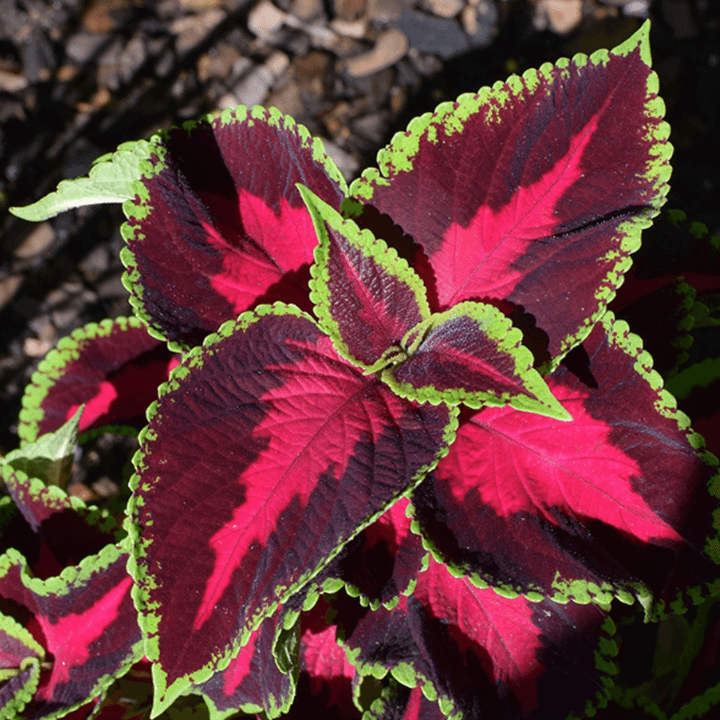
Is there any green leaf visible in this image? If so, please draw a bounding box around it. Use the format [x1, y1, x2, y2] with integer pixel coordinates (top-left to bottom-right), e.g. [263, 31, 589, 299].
[2, 407, 83, 490]
[9, 140, 154, 221]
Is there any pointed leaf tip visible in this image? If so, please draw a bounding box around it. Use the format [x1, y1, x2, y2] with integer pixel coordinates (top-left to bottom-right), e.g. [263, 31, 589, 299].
[301, 183, 431, 370]
[382, 303, 572, 421]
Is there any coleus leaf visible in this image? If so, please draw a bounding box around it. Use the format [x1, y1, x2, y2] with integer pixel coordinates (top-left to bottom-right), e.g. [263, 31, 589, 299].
[300, 185, 430, 370]
[0, 612, 44, 719]
[348, 21, 671, 365]
[340, 554, 617, 720]
[0, 542, 142, 720]
[0, 466, 119, 578]
[301, 187, 568, 419]
[120, 105, 348, 349]
[614, 278, 696, 378]
[411, 311, 720, 612]
[381, 302, 570, 419]
[18, 317, 177, 445]
[3, 408, 82, 491]
[666, 357, 720, 458]
[127, 303, 456, 715]
[364, 682, 446, 720]
[9, 141, 154, 221]
[195, 610, 296, 719]
[283, 596, 359, 720]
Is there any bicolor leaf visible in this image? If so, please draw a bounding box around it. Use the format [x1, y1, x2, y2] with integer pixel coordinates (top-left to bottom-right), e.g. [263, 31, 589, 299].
[341, 555, 616, 720]
[287, 597, 358, 719]
[0, 543, 141, 720]
[349, 21, 671, 364]
[363, 682, 446, 720]
[412, 312, 720, 611]
[300, 186, 430, 370]
[9, 141, 154, 221]
[127, 304, 455, 714]
[382, 302, 571, 419]
[18, 317, 175, 445]
[121, 105, 347, 349]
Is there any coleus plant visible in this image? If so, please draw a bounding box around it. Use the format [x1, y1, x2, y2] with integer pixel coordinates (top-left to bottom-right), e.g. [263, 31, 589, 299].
[3, 19, 720, 720]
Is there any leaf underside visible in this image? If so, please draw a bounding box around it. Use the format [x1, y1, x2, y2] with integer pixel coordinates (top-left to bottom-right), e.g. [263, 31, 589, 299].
[9, 140, 154, 221]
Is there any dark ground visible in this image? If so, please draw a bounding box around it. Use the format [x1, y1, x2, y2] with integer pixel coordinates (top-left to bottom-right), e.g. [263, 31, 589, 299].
[0, 0, 718, 464]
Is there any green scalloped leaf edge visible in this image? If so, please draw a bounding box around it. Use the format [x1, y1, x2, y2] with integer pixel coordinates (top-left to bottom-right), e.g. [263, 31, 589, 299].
[0, 537, 132, 603]
[382, 301, 571, 421]
[18, 316, 153, 446]
[331, 407, 458, 612]
[0, 658, 42, 720]
[670, 680, 720, 720]
[189, 603, 303, 720]
[350, 21, 665, 197]
[593, 313, 720, 621]
[406, 310, 720, 618]
[299, 184, 431, 371]
[9, 140, 156, 221]
[613, 600, 718, 720]
[666, 280, 701, 377]
[0, 612, 44, 720]
[0, 539, 142, 719]
[125, 301, 457, 717]
[339, 501, 432, 613]
[119, 104, 348, 354]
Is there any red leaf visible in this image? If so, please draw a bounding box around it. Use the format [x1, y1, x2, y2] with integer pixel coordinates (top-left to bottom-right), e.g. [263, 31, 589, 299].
[18, 317, 175, 444]
[129, 306, 453, 710]
[0, 545, 141, 720]
[413, 313, 719, 605]
[329, 497, 426, 607]
[196, 611, 294, 717]
[343, 555, 613, 719]
[122, 106, 346, 347]
[350, 24, 670, 359]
